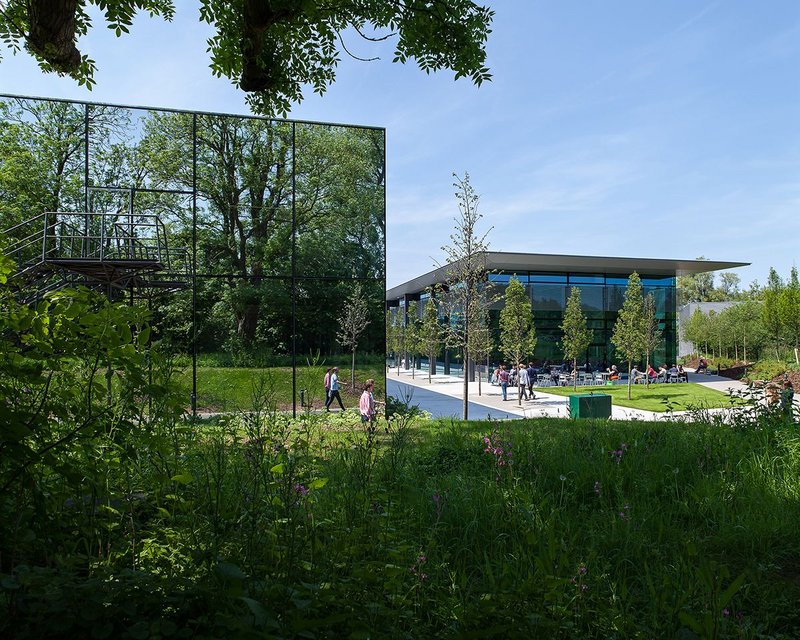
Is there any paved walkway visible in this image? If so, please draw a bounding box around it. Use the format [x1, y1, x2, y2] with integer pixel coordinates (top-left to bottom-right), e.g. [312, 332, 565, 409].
[387, 367, 752, 422]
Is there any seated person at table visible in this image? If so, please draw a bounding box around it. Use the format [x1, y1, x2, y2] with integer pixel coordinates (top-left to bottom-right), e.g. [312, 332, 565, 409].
[656, 364, 668, 383]
[630, 365, 645, 383]
[646, 364, 658, 383]
[696, 357, 708, 374]
[677, 364, 688, 382]
[668, 364, 679, 381]
[608, 364, 619, 381]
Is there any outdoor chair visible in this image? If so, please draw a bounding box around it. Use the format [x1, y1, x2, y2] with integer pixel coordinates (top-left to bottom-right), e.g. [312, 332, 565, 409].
[536, 374, 551, 387]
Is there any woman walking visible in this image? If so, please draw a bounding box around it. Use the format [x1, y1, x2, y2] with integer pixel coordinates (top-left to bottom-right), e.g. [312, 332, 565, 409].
[325, 367, 346, 411]
[359, 379, 376, 432]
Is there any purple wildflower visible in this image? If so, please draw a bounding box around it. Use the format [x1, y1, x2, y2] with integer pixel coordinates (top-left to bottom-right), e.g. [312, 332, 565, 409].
[292, 483, 309, 497]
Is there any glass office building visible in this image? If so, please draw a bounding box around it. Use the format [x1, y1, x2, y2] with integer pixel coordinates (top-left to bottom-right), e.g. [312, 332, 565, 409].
[387, 252, 747, 372]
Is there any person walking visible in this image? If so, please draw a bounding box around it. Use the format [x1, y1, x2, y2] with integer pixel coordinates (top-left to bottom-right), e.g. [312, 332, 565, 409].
[325, 367, 345, 411]
[323, 367, 332, 404]
[527, 362, 537, 399]
[498, 365, 509, 401]
[517, 363, 529, 403]
[359, 379, 376, 432]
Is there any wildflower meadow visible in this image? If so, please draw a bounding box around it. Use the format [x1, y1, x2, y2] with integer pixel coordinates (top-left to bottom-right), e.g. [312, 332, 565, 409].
[3, 385, 800, 639]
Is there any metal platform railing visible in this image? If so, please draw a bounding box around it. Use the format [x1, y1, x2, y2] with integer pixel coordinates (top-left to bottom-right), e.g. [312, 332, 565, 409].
[3, 210, 190, 300]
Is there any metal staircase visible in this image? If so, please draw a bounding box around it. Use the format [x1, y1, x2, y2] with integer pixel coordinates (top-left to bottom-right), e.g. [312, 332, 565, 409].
[3, 210, 191, 304]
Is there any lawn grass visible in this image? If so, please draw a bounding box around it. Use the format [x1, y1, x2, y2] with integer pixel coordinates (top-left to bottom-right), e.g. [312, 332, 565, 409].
[175, 364, 386, 411]
[540, 381, 742, 412]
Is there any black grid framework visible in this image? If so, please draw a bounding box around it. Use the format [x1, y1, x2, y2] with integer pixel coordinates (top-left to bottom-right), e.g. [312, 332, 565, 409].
[0, 94, 387, 416]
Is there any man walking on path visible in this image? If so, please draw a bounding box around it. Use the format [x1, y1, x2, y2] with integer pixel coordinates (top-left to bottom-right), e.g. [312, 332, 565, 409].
[325, 367, 346, 411]
[526, 362, 537, 399]
[517, 363, 530, 404]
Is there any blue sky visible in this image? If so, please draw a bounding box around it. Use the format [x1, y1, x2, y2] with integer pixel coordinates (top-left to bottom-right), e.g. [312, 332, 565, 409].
[2, 1, 799, 290]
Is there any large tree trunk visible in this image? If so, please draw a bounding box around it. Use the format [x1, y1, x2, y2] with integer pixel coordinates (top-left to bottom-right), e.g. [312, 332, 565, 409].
[237, 303, 259, 344]
[241, 0, 303, 91]
[28, 0, 81, 73]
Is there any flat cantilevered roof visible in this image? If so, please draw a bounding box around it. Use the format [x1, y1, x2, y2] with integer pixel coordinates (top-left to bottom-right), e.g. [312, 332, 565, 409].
[386, 251, 749, 300]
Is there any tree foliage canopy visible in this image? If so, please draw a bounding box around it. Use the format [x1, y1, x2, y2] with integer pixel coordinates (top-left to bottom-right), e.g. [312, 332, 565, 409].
[439, 171, 491, 419]
[611, 272, 645, 399]
[499, 277, 535, 367]
[560, 286, 590, 389]
[0, 0, 494, 115]
[418, 289, 443, 383]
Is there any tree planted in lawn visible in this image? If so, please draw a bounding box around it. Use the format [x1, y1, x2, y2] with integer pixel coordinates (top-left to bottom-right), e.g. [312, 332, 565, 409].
[337, 283, 370, 389]
[418, 288, 443, 384]
[499, 277, 536, 404]
[470, 306, 494, 396]
[440, 172, 492, 420]
[763, 268, 784, 361]
[642, 293, 662, 387]
[561, 287, 590, 391]
[405, 300, 421, 379]
[611, 272, 646, 400]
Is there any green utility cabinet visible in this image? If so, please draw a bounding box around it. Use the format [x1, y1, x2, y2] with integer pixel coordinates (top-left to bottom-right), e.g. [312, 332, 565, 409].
[569, 393, 612, 419]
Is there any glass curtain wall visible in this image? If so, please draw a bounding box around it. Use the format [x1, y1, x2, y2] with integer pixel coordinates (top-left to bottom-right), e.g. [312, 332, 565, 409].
[0, 95, 386, 414]
[484, 272, 676, 369]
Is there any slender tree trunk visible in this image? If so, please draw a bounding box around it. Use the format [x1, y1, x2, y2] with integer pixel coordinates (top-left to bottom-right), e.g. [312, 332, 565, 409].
[351, 349, 356, 389]
[462, 351, 469, 420]
[428, 351, 432, 384]
[573, 357, 577, 391]
[627, 358, 633, 400]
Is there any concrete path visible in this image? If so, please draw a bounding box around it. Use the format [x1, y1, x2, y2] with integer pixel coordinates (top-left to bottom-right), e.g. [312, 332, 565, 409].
[386, 366, 752, 422]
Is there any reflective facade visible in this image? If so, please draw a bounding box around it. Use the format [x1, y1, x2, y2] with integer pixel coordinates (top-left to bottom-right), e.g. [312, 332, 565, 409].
[1, 95, 386, 413]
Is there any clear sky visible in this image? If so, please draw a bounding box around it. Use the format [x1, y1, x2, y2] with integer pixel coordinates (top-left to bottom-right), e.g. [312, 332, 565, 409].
[2, 1, 799, 290]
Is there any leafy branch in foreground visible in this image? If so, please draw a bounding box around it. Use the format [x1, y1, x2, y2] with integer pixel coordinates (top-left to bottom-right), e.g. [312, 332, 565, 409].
[0, 1, 494, 115]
